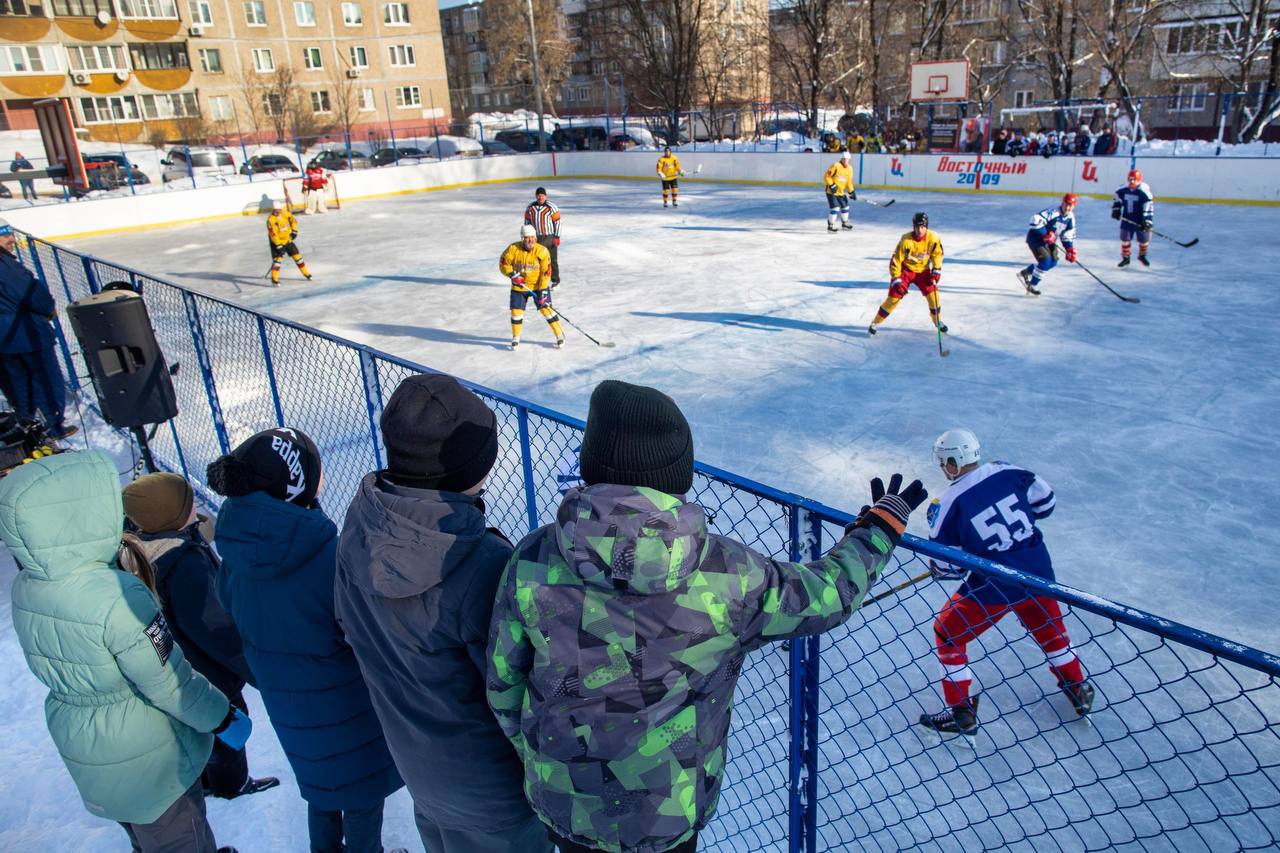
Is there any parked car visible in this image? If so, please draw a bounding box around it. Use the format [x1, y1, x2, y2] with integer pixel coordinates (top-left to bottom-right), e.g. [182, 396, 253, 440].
[239, 154, 299, 176]
[564, 126, 610, 151]
[58, 153, 150, 195]
[609, 133, 645, 151]
[493, 129, 560, 153]
[370, 146, 427, 167]
[480, 140, 517, 156]
[161, 146, 236, 183]
[312, 149, 371, 171]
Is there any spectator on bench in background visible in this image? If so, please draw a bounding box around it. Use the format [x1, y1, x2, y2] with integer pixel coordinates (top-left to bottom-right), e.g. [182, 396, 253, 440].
[335, 374, 552, 853]
[1, 451, 247, 853]
[208, 428, 406, 853]
[1093, 124, 1118, 156]
[991, 127, 1010, 155]
[120, 472, 279, 803]
[486, 379, 929, 853]
[1006, 129, 1026, 157]
[1073, 124, 1093, 156]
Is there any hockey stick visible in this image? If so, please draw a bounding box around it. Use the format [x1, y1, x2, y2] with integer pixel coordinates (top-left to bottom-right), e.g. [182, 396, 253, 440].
[512, 282, 616, 347]
[862, 569, 932, 607]
[1074, 259, 1140, 303]
[857, 196, 896, 208]
[1119, 217, 1198, 248]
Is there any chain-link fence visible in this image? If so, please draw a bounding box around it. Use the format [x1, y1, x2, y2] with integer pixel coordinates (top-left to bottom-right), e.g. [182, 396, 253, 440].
[19, 230, 1280, 852]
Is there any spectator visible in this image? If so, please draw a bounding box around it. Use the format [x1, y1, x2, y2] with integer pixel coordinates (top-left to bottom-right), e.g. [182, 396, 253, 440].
[1006, 129, 1025, 157]
[1041, 131, 1059, 158]
[487, 380, 928, 853]
[120, 472, 279, 802]
[0, 217, 72, 440]
[209, 428, 406, 853]
[335, 374, 552, 853]
[866, 133, 884, 153]
[1093, 124, 1117, 156]
[1073, 124, 1092, 156]
[551, 123, 570, 152]
[10, 151, 35, 202]
[991, 128, 1009, 155]
[2, 451, 246, 853]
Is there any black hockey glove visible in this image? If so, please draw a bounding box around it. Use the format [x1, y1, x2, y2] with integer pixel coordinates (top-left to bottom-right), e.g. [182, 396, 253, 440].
[1110, 202, 1121, 221]
[290, 231, 297, 240]
[1142, 219, 1153, 231]
[848, 473, 927, 545]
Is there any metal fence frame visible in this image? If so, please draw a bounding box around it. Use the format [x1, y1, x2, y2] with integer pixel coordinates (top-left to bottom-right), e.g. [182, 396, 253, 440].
[19, 229, 1280, 852]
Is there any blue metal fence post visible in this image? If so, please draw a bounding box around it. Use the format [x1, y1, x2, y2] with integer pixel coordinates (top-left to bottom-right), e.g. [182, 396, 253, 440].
[295, 137, 305, 172]
[240, 136, 253, 183]
[255, 315, 286, 427]
[48, 246, 77, 302]
[181, 291, 231, 455]
[787, 505, 823, 853]
[120, 141, 136, 195]
[434, 120, 443, 161]
[357, 349, 385, 468]
[25, 238, 79, 392]
[517, 408, 539, 532]
[80, 255, 102, 294]
[183, 143, 196, 189]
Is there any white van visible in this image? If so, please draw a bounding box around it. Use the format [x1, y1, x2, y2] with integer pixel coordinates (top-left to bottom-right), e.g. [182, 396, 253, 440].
[161, 146, 237, 183]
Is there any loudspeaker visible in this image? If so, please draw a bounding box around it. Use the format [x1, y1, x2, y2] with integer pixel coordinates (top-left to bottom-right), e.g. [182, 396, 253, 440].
[66, 290, 178, 428]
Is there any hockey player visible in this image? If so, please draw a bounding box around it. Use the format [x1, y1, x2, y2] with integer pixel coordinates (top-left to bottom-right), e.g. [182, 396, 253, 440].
[1017, 193, 1077, 295]
[1113, 168, 1154, 267]
[500, 224, 564, 350]
[824, 150, 856, 233]
[266, 200, 311, 286]
[869, 211, 944, 335]
[300, 160, 328, 215]
[657, 146, 682, 207]
[920, 428, 1094, 744]
[523, 186, 562, 288]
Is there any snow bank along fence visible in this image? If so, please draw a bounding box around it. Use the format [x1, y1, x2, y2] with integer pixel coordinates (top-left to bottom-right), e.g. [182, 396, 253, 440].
[20, 230, 1280, 851]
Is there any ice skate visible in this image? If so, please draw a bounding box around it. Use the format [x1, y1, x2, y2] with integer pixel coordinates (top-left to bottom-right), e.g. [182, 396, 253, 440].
[919, 697, 979, 748]
[1059, 679, 1095, 716]
[841, 221, 853, 230]
[1017, 267, 1040, 296]
[1117, 256, 1130, 268]
[1138, 255, 1149, 267]
[510, 338, 520, 350]
[828, 222, 838, 233]
[867, 323, 878, 336]
[936, 322, 948, 334]
[555, 337, 565, 349]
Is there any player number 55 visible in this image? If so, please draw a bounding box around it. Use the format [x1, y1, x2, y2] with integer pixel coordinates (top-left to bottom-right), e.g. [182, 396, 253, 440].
[970, 495, 1033, 551]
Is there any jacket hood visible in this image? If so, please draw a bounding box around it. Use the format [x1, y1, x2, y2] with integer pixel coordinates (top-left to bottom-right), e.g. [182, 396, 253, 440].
[214, 490, 335, 577]
[554, 483, 708, 595]
[340, 472, 491, 599]
[129, 525, 197, 566]
[0, 451, 123, 580]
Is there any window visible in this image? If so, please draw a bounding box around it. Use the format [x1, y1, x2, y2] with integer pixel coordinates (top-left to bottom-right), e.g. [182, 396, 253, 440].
[188, 0, 211, 24]
[394, 85, 420, 107]
[1, 0, 45, 14]
[139, 91, 198, 118]
[294, 0, 314, 25]
[564, 87, 575, 103]
[349, 45, 367, 67]
[262, 92, 283, 115]
[209, 94, 232, 120]
[197, 47, 222, 72]
[1013, 89, 1034, 109]
[53, 0, 109, 15]
[1169, 82, 1208, 112]
[252, 47, 274, 72]
[954, 0, 997, 22]
[67, 44, 127, 72]
[358, 87, 374, 111]
[341, 1, 360, 23]
[303, 46, 322, 68]
[388, 44, 415, 66]
[117, 0, 178, 18]
[0, 44, 62, 73]
[577, 85, 588, 101]
[243, 0, 264, 25]
[383, 1, 407, 23]
[129, 42, 187, 69]
[1163, 20, 1243, 56]
[79, 95, 140, 123]
[592, 60, 604, 75]
[311, 90, 331, 112]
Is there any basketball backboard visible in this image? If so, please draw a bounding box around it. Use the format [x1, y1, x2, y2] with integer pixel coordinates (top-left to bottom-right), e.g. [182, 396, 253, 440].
[33, 98, 87, 191]
[909, 59, 971, 103]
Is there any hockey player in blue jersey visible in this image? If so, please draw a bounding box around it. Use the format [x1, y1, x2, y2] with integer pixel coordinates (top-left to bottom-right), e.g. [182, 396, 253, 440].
[1017, 193, 1078, 295]
[1113, 168, 1154, 267]
[920, 428, 1094, 744]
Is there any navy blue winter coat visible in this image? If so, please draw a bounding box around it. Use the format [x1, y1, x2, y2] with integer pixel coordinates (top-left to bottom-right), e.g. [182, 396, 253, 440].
[0, 247, 55, 354]
[214, 491, 403, 810]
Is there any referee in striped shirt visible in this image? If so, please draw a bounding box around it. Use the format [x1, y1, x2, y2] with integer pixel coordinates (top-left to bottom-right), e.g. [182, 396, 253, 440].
[524, 187, 562, 288]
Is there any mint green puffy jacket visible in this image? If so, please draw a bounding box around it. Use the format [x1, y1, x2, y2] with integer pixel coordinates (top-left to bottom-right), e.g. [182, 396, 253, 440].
[1, 452, 230, 824]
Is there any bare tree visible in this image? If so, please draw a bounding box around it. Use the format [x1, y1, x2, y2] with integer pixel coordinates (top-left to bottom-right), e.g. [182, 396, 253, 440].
[1016, 0, 1083, 126]
[770, 0, 860, 134]
[325, 61, 361, 139]
[485, 0, 572, 115]
[1078, 0, 1171, 132]
[696, 9, 770, 140]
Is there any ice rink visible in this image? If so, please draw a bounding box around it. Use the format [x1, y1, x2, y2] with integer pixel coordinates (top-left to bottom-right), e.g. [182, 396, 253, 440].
[66, 176, 1279, 654]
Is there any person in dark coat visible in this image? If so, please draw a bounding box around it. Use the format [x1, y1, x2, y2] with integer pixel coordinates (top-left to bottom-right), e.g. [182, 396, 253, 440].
[10, 152, 36, 201]
[991, 128, 1009, 155]
[120, 472, 280, 801]
[208, 428, 405, 853]
[335, 374, 552, 853]
[1093, 124, 1117, 156]
[0, 218, 69, 438]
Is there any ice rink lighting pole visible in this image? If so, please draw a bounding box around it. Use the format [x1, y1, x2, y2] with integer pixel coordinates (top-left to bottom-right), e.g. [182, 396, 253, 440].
[526, 0, 548, 152]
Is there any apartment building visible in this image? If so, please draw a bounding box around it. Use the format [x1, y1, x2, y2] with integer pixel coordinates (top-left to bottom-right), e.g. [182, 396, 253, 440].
[0, 0, 450, 142]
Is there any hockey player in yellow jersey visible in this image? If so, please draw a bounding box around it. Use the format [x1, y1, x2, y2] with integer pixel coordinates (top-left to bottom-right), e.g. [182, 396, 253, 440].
[266, 200, 311, 285]
[656, 147, 682, 207]
[500, 224, 564, 350]
[869, 212, 946, 335]
[824, 151, 856, 233]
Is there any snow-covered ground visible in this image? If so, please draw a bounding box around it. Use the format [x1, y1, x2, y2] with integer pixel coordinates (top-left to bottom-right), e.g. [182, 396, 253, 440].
[5, 177, 1278, 850]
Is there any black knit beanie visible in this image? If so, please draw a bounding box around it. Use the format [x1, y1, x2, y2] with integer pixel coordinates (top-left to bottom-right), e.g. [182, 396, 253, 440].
[206, 427, 322, 507]
[580, 380, 694, 495]
[380, 373, 498, 492]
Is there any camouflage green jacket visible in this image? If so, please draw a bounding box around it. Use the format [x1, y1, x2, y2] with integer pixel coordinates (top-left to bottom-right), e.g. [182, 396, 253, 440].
[486, 484, 897, 853]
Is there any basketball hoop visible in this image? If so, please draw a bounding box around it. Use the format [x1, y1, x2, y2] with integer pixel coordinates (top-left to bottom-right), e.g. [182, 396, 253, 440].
[910, 59, 970, 103]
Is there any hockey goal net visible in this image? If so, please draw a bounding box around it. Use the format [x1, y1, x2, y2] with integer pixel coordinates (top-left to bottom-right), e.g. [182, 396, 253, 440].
[282, 174, 341, 211]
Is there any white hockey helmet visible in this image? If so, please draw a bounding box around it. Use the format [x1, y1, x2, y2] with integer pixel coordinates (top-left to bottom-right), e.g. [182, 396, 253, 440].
[520, 224, 536, 238]
[841, 150, 851, 161]
[271, 199, 285, 211]
[933, 428, 981, 472]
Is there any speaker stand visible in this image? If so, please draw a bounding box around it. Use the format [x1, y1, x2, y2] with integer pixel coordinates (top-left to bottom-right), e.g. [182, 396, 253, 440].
[131, 426, 158, 473]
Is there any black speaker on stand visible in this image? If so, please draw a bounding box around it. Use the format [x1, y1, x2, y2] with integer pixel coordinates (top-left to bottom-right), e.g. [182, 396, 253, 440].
[66, 289, 178, 472]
